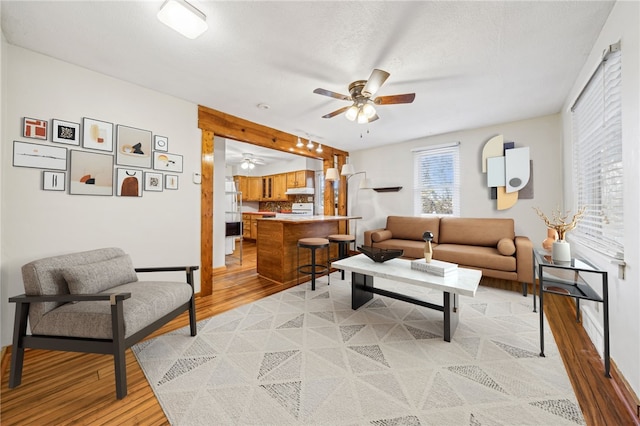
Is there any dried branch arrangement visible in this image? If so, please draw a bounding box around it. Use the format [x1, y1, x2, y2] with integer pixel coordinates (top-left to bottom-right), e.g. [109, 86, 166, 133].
[533, 206, 586, 241]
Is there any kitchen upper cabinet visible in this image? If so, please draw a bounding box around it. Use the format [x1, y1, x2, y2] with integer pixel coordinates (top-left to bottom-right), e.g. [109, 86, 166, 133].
[272, 174, 287, 200]
[247, 177, 262, 201]
[234, 176, 248, 197]
[287, 170, 314, 188]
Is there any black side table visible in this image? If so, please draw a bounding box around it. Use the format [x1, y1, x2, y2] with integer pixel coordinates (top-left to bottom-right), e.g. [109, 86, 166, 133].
[533, 248, 610, 377]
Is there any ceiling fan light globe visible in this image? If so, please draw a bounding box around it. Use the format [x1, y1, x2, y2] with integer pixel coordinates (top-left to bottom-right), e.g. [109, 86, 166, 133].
[345, 105, 358, 121]
[357, 111, 369, 124]
[249, 162, 255, 169]
[241, 161, 248, 169]
[362, 103, 376, 118]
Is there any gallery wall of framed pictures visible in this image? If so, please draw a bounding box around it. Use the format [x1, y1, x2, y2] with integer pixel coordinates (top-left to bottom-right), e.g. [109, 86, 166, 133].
[12, 115, 185, 196]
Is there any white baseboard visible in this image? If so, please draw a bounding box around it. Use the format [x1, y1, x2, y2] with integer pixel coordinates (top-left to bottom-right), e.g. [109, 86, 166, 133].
[581, 304, 604, 358]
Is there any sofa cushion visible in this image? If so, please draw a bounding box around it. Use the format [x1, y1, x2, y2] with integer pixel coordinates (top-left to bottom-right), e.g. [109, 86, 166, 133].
[386, 216, 440, 243]
[31, 281, 193, 339]
[371, 230, 393, 242]
[438, 217, 515, 247]
[434, 244, 516, 272]
[62, 255, 138, 295]
[373, 239, 428, 259]
[497, 238, 516, 256]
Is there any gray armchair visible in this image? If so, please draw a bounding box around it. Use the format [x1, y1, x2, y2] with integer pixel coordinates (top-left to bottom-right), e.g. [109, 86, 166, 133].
[8, 247, 198, 399]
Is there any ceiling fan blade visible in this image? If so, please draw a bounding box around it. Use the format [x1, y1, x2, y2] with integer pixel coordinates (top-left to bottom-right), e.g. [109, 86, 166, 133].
[322, 106, 350, 119]
[368, 114, 380, 123]
[362, 69, 390, 97]
[313, 88, 351, 101]
[373, 93, 416, 105]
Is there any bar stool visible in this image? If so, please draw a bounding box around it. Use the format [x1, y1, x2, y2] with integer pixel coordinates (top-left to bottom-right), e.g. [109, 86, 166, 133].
[297, 237, 330, 290]
[328, 234, 355, 280]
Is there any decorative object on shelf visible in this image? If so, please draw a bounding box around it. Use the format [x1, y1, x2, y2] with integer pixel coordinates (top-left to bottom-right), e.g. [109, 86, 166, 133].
[372, 186, 402, 192]
[22, 117, 48, 140]
[423, 231, 434, 263]
[358, 246, 403, 263]
[542, 228, 558, 251]
[533, 206, 586, 262]
[410, 258, 458, 276]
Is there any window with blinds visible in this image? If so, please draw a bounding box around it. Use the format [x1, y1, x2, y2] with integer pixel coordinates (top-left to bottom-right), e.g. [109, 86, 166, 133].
[413, 142, 460, 216]
[571, 45, 623, 260]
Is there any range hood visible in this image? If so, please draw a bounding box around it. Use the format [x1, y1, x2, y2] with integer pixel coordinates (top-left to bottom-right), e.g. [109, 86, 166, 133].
[285, 187, 315, 195]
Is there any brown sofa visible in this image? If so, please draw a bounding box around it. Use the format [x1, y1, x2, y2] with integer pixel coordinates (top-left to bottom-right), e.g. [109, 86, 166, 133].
[363, 216, 533, 290]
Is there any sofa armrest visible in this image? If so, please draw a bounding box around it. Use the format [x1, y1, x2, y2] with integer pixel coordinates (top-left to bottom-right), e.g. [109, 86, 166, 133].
[363, 228, 386, 246]
[515, 236, 533, 283]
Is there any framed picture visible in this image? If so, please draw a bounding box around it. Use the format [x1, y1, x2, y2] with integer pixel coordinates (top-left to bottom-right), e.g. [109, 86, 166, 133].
[144, 172, 163, 192]
[153, 152, 183, 173]
[116, 125, 152, 168]
[42, 171, 66, 191]
[154, 135, 169, 152]
[51, 119, 80, 145]
[165, 174, 179, 190]
[23, 117, 48, 140]
[82, 118, 114, 152]
[13, 141, 67, 170]
[69, 150, 114, 196]
[116, 168, 143, 197]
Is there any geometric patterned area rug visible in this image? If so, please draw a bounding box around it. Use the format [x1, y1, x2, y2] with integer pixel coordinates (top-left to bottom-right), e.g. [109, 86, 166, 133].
[132, 273, 585, 425]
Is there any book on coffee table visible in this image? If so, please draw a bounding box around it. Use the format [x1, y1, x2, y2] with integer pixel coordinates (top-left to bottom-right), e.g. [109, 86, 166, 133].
[411, 259, 458, 276]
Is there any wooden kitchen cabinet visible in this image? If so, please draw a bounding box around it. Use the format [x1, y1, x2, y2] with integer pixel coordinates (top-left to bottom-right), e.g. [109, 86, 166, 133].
[242, 213, 276, 240]
[234, 176, 248, 196]
[272, 173, 287, 200]
[247, 177, 262, 201]
[286, 170, 314, 188]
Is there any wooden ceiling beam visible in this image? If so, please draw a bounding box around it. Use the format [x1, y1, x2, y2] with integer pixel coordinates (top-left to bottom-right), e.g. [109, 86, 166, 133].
[198, 105, 349, 160]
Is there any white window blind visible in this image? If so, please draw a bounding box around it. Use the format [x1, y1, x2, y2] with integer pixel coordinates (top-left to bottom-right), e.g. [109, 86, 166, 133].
[571, 45, 623, 260]
[413, 142, 460, 216]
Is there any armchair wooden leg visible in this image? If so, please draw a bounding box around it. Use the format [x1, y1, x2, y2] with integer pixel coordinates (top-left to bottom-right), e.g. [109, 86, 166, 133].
[9, 302, 29, 388]
[111, 302, 127, 399]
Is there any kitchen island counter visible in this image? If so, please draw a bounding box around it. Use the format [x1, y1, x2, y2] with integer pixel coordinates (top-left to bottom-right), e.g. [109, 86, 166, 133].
[256, 215, 361, 287]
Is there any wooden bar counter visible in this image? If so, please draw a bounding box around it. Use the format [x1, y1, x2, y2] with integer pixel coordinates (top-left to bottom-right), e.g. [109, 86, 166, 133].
[256, 215, 361, 287]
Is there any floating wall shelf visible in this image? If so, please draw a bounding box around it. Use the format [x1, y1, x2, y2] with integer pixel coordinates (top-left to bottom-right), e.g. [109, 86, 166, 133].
[372, 186, 402, 192]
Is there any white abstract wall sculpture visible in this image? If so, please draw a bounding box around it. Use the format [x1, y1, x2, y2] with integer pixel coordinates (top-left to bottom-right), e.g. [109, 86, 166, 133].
[482, 134, 532, 210]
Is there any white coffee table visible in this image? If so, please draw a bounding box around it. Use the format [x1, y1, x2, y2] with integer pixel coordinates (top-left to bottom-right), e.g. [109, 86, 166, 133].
[332, 254, 482, 342]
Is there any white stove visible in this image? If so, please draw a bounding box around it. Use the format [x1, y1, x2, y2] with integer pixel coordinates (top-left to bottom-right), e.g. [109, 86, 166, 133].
[276, 203, 314, 218]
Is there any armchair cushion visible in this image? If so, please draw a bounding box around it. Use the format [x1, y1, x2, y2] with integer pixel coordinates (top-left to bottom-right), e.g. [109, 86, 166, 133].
[31, 281, 193, 339]
[62, 255, 138, 295]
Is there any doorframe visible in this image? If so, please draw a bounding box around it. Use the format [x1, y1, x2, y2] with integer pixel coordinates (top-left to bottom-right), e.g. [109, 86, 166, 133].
[198, 105, 349, 295]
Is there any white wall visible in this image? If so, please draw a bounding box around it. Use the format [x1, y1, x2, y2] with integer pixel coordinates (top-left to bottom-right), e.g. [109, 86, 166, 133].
[0, 45, 202, 348]
[348, 113, 563, 247]
[561, 0, 639, 397]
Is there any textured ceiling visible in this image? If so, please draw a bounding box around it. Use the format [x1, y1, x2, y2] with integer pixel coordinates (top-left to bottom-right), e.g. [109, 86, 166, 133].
[1, 1, 614, 155]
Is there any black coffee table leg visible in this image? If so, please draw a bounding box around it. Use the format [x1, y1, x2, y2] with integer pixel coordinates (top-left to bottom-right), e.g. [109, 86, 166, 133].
[443, 292, 459, 342]
[352, 272, 373, 309]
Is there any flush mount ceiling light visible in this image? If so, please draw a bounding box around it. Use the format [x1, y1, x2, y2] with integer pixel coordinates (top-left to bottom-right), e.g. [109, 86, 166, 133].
[157, 0, 208, 39]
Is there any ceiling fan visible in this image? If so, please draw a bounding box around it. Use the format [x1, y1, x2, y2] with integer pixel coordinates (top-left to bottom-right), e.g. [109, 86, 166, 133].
[313, 69, 416, 124]
[240, 153, 266, 170]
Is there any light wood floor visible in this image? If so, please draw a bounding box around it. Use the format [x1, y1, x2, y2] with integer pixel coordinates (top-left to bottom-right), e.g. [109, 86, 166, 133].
[2, 242, 638, 425]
